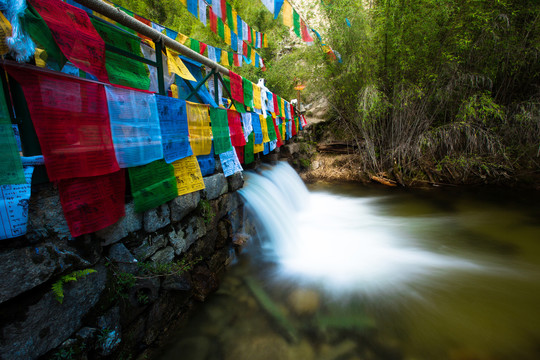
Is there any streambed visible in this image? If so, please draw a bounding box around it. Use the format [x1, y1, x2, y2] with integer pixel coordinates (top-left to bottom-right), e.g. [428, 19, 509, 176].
[153, 163, 540, 360]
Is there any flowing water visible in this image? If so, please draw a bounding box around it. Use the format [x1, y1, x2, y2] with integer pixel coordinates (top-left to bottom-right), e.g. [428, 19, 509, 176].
[154, 162, 540, 360]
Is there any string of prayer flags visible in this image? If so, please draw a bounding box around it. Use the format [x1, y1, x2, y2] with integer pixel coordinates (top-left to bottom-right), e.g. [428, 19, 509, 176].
[244, 132, 254, 164]
[0, 83, 24, 185]
[243, 77, 254, 108]
[227, 110, 246, 147]
[91, 19, 150, 90]
[156, 95, 193, 163]
[172, 155, 205, 196]
[229, 71, 244, 104]
[209, 107, 233, 154]
[186, 102, 213, 156]
[7, 67, 119, 181]
[251, 112, 263, 144]
[29, 0, 109, 82]
[129, 160, 178, 213]
[166, 48, 197, 82]
[105, 85, 163, 168]
[58, 170, 126, 237]
[189, 38, 207, 56]
[219, 149, 243, 177]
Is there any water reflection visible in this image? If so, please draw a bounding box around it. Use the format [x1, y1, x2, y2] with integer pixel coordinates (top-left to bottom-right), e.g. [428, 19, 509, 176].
[155, 163, 540, 360]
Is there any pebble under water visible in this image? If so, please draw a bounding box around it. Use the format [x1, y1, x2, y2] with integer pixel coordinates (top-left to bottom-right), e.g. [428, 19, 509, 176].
[154, 162, 540, 360]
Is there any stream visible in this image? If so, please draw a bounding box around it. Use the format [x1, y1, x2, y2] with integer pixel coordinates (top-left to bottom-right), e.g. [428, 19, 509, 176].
[154, 162, 540, 360]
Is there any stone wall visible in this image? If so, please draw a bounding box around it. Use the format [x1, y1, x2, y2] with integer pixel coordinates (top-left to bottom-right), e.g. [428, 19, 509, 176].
[0, 168, 246, 360]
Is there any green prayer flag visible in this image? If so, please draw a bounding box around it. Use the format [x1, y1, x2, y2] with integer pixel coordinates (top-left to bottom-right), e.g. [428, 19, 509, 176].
[228, 52, 234, 67]
[243, 78, 254, 108]
[0, 85, 24, 185]
[218, 18, 225, 39]
[190, 38, 200, 54]
[92, 19, 150, 90]
[293, 10, 301, 38]
[244, 132, 254, 164]
[226, 3, 234, 29]
[129, 160, 178, 213]
[266, 116, 277, 141]
[277, 95, 283, 116]
[209, 107, 233, 154]
[23, 5, 67, 71]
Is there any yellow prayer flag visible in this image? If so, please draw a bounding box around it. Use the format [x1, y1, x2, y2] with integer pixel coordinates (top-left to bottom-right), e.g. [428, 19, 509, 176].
[171, 84, 179, 98]
[34, 48, 48, 68]
[280, 97, 285, 117]
[186, 101, 213, 156]
[221, 52, 230, 67]
[0, 12, 12, 55]
[260, 115, 270, 143]
[264, 36, 268, 48]
[176, 33, 189, 45]
[172, 155, 205, 196]
[253, 84, 262, 109]
[224, 25, 232, 45]
[250, 50, 256, 65]
[166, 48, 196, 81]
[232, 10, 238, 34]
[254, 142, 264, 154]
[282, 0, 293, 27]
[179, 0, 187, 6]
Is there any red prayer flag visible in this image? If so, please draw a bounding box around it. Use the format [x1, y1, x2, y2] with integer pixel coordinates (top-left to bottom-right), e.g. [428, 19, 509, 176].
[273, 117, 283, 147]
[273, 94, 279, 116]
[229, 71, 244, 104]
[242, 41, 248, 56]
[301, 20, 314, 42]
[58, 170, 126, 237]
[221, 0, 227, 22]
[227, 109, 246, 146]
[234, 146, 244, 164]
[199, 42, 208, 55]
[233, 53, 240, 67]
[6, 66, 120, 181]
[291, 117, 297, 136]
[209, 10, 217, 34]
[248, 26, 252, 43]
[29, 0, 109, 82]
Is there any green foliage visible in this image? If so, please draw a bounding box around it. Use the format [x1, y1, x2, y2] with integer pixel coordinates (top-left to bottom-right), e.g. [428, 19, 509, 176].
[52, 269, 97, 304]
[198, 199, 215, 224]
[138, 256, 202, 276]
[52, 348, 74, 360]
[111, 272, 136, 301]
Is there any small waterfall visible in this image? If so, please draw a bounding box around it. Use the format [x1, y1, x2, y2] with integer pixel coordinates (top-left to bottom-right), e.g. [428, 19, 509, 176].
[239, 162, 499, 298]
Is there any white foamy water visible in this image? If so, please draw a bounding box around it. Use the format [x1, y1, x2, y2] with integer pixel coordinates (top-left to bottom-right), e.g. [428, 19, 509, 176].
[239, 162, 487, 296]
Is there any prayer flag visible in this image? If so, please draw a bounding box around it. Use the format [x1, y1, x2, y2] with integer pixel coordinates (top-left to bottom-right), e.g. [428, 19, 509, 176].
[226, 3, 233, 28]
[197, 146, 215, 176]
[91, 19, 150, 90]
[227, 109, 246, 147]
[172, 155, 205, 195]
[0, 165, 34, 240]
[212, 0, 221, 18]
[219, 149, 243, 177]
[209, 9, 217, 33]
[186, 101, 213, 156]
[266, 115, 278, 141]
[224, 24, 231, 45]
[282, 0, 293, 27]
[241, 112, 253, 141]
[187, 0, 198, 18]
[106, 86, 163, 168]
[260, 114, 270, 143]
[29, 0, 108, 82]
[293, 10, 301, 38]
[0, 78, 24, 185]
[243, 77, 254, 108]
[261, 0, 274, 14]
[7, 67, 119, 180]
[244, 132, 254, 164]
[221, 0, 227, 22]
[218, 18, 225, 39]
[156, 95, 193, 163]
[199, 0, 207, 25]
[166, 48, 197, 81]
[251, 112, 263, 144]
[301, 19, 314, 42]
[234, 145, 244, 164]
[209, 107, 233, 154]
[129, 160, 178, 213]
[274, 0, 284, 19]
[58, 170, 125, 237]
[229, 71, 244, 104]
[254, 141, 263, 154]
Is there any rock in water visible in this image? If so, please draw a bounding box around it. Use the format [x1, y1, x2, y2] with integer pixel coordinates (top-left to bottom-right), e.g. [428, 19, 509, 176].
[287, 289, 321, 316]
